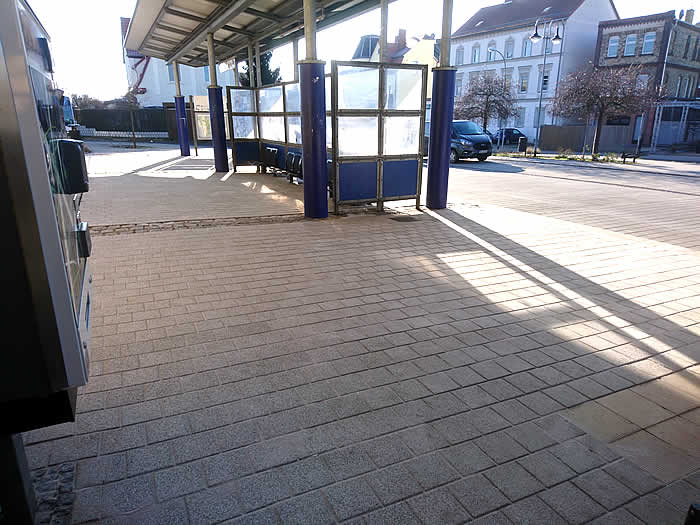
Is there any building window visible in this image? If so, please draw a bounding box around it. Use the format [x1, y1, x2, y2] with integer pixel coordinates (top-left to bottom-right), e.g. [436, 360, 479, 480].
[472, 45, 480, 63]
[456, 46, 464, 65]
[505, 39, 514, 58]
[624, 34, 636, 56]
[538, 71, 550, 92]
[519, 72, 529, 93]
[455, 73, 464, 98]
[487, 41, 497, 61]
[522, 39, 532, 57]
[533, 107, 541, 127]
[641, 32, 656, 55]
[607, 36, 619, 57]
[683, 35, 691, 58]
[514, 108, 525, 128]
[676, 76, 682, 97]
[637, 74, 649, 90]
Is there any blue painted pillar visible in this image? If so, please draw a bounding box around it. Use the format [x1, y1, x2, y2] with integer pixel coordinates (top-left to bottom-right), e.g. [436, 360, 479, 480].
[208, 86, 229, 173]
[174, 96, 190, 156]
[426, 68, 456, 210]
[299, 61, 328, 218]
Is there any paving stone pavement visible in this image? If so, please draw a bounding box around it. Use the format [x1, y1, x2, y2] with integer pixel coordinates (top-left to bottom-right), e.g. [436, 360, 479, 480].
[24, 202, 700, 524]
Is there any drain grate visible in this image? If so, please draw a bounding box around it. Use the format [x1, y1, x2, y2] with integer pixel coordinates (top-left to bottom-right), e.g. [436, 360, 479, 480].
[390, 215, 419, 222]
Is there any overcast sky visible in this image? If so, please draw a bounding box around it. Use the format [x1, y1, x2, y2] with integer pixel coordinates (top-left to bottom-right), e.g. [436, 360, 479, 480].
[28, 0, 697, 100]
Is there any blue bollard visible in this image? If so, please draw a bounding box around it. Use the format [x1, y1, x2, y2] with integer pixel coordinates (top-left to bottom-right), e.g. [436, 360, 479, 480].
[174, 95, 190, 157]
[426, 68, 456, 210]
[208, 86, 229, 172]
[299, 61, 328, 218]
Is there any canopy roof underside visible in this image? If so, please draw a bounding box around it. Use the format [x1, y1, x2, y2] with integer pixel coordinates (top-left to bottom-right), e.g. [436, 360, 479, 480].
[125, 0, 393, 67]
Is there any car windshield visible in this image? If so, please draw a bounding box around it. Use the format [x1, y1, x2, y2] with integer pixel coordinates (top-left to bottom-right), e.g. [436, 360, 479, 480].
[453, 121, 483, 135]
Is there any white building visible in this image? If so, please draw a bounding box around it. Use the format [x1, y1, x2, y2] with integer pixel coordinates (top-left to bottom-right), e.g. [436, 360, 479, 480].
[451, 0, 619, 140]
[121, 17, 236, 107]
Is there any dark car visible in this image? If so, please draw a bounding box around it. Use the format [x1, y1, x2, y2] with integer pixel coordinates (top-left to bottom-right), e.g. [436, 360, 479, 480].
[450, 120, 492, 162]
[494, 127, 526, 145]
[423, 120, 492, 161]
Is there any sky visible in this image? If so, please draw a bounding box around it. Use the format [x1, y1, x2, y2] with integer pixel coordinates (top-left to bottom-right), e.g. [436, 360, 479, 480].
[29, 0, 698, 101]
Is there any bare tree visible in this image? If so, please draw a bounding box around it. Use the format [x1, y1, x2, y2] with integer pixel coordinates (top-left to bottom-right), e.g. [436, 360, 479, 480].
[454, 73, 518, 131]
[71, 94, 105, 109]
[552, 65, 658, 154]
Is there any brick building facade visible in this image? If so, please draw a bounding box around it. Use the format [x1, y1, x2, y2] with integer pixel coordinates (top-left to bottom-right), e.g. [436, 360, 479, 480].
[594, 10, 699, 147]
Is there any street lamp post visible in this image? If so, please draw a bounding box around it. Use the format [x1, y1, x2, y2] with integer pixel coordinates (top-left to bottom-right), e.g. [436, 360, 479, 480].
[530, 19, 561, 157]
[488, 47, 507, 151]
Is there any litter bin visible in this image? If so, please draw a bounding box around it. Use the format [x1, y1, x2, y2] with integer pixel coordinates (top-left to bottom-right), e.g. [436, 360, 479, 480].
[518, 136, 527, 153]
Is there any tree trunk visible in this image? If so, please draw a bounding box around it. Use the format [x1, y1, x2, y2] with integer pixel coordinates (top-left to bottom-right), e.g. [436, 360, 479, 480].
[592, 108, 604, 155]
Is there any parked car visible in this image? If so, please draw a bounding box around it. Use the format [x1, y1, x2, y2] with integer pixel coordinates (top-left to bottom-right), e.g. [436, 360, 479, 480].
[484, 129, 496, 144]
[423, 120, 492, 162]
[494, 128, 526, 145]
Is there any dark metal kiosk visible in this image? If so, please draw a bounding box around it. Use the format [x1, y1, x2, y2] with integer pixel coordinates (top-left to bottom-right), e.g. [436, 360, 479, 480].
[125, 0, 456, 217]
[0, 1, 92, 522]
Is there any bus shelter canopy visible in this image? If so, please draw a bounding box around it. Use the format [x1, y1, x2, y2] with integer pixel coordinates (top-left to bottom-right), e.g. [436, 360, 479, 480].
[125, 0, 393, 68]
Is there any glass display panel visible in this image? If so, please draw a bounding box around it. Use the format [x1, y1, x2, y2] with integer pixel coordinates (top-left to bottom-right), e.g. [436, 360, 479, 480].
[338, 66, 379, 109]
[385, 68, 422, 110]
[231, 89, 255, 113]
[384, 116, 421, 155]
[195, 114, 230, 139]
[338, 116, 378, 156]
[260, 116, 285, 142]
[258, 86, 284, 113]
[326, 116, 333, 150]
[196, 114, 212, 139]
[287, 116, 302, 144]
[28, 66, 83, 312]
[285, 83, 300, 113]
[233, 115, 257, 139]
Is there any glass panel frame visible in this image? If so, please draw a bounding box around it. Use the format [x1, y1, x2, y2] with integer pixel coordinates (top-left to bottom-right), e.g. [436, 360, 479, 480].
[383, 115, 421, 156]
[338, 116, 379, 157]
[260, 115, 285, 142]
[337, 66, 379, 110]
[258, 85, 284, 113]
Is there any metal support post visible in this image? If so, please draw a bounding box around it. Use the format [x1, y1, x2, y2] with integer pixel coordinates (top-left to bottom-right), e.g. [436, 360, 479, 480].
[247, 41, 255, 87]
[677, 105, 689, 144]
[426, 0, 455, 210]
[255, 42, 263, 88]
[439, 0, 453, 68]
[304, 0, 317, 59]
[172, 61, 190, 156]
[651, 105, 662, 152]
[533, 22, 551, 157]
[189, 94, 198, 156]
[299, 0, 327, 218]
[379, 0, 388, 62]
[207, 33, 229, 172]
[233, 58, 240, 86]
[293, 39, 299, 81]
[0, 434, 36, 525]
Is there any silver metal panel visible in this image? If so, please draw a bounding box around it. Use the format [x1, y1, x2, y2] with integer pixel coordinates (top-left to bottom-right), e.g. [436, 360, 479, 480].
[0, 0, 89, 394]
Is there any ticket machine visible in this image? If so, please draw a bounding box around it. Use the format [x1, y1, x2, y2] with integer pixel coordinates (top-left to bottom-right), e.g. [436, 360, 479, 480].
[0, 1, 91, 521]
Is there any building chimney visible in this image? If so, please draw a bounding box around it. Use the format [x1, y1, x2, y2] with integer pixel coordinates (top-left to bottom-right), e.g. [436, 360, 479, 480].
[395, 29, 407, 48]
[686, 9, 694, 24]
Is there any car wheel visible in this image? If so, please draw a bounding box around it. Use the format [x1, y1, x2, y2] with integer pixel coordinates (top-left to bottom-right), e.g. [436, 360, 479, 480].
[477, 154, 488, 162]
[449, 149, 458, 163]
